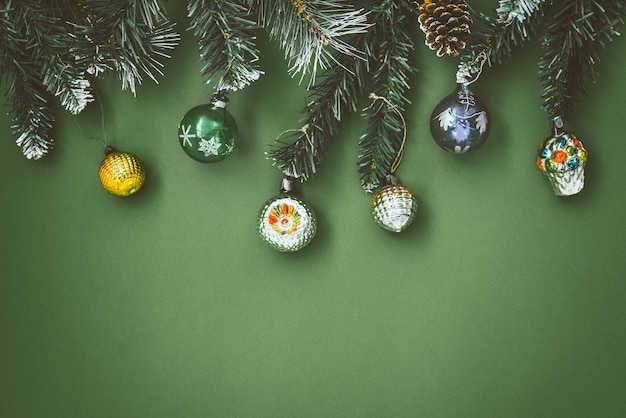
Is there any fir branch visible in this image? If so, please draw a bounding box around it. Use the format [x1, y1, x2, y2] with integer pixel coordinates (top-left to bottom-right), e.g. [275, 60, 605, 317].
[108, 0, 180, 93]
[357, 0, 415, 193]
[266, 34, 369, 181]
[39, 1, 94, 115]
[255, 0, 371, 86]
[69, 0, 180, 95]
[0, 0, 179, 158]
[540, 0, 626, 118]
[459, 0, 546, 77]
[496, 0, 547, 24]
[1, 1, 93, 115]
[7, 66, 56, 160]
[188, 0, 262, 92]
[43, 58, 93, 116]
[0, 1, 61, 158]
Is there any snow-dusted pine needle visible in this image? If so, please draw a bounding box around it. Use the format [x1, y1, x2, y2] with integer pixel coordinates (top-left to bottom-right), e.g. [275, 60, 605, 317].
[257, 0, 371, 87]
[497, 0, 547, 24]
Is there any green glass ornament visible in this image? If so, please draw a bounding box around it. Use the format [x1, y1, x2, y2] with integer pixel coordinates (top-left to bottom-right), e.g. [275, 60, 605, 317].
[178, 95, 237, 163]
[258, 178, 317, 252]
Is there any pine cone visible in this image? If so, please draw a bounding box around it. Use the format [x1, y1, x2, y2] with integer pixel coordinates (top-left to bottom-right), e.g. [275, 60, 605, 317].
[417, 0, 472, 57]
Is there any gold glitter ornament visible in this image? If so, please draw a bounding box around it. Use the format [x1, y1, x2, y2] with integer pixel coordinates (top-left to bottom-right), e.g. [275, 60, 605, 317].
[98, 146, 146, 196]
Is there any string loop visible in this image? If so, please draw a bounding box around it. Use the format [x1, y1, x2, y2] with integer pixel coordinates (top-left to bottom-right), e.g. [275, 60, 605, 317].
[368, 93, 407, 174]
[457, 50, 488, 85]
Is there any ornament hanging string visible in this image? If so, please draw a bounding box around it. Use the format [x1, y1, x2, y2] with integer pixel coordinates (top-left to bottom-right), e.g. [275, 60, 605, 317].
[457, 51, 488, 85]
[97, 90, 109, 149]
[368, 93, 406, 174]
[457, 3, 528, 85]
[71, 89, 108, 149]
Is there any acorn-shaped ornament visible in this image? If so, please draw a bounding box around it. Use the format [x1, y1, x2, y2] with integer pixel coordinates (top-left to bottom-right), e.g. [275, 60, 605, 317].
[371, 174, 418, 233]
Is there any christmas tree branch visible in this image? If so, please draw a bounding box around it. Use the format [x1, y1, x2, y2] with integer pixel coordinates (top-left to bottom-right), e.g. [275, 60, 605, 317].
[31, 1, 94, 115]
[357, 0, 415, 192]
[7, 68, 56, 160]
[539, 0, 626, 118]
[70, 0, 180, 95]
[496, 0, 546, 25]
[0, 1, 65, 158]
[458, 0, 546, 78]
[42, 6, 92, 115]
[255, 0, 370, 86]
[188, 0, 262, 92]
[0, 1, 92, 115]
[0, 0, 179, 158]
[266, 34, 369, 181]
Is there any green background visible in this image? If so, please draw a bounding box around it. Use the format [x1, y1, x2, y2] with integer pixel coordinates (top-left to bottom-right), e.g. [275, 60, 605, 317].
[2, 2, 626, 417]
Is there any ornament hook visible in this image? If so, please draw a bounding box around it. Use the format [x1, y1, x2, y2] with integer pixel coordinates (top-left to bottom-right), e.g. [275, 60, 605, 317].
[280, 177, 294, 194]
[552, 115, 564, 135]
[368, 93, 407, 174]
[104, 145, 116, 156]
[211, 90, 229, 108]
[457, 51, 488, 85]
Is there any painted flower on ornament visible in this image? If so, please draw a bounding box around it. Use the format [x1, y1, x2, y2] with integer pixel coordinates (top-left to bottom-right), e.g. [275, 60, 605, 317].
[435, 109, 456, 132]
[572, 138, 583, 150]
[536, 157, 544, 171]
[553, 149, 567, 164]
[475, 112, 488, 134]
[268, 203, 301, 235]
[198, 137, 221, 156]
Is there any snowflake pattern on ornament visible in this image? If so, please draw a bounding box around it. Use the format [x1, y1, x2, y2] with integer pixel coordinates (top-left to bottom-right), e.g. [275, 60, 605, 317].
[179, 124, 196, 147]
[223, 142, 235, 155]
[198, 137, 221, 157]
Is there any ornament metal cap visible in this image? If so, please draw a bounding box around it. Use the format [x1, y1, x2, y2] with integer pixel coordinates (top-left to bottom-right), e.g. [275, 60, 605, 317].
[279, 177, 295, 194]
[455, 70, 470, 85]
[383, 174, 398, 187]
[104, 145, 116, 156]
[210, 91, 229, 108]
[552, 115, 564, 135]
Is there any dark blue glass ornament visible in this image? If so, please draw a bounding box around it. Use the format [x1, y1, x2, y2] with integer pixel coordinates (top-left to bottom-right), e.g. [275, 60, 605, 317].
[429, 83, 490, 153]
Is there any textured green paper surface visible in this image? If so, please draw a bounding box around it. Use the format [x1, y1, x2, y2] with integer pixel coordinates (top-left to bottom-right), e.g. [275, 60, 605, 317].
[1, 1, 626, 417]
